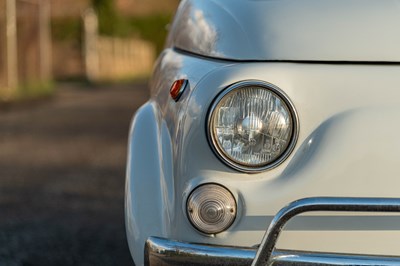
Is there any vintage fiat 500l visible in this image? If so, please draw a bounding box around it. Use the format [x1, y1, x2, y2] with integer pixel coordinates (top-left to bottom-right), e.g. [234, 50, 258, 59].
[125, 0, 400, 265]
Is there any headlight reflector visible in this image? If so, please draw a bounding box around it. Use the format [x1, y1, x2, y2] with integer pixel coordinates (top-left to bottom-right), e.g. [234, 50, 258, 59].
[186, 184, 236, 234]
[208, 81, 298, 172]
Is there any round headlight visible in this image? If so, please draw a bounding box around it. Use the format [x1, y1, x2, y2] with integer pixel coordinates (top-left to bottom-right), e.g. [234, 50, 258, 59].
[186, 184, 237, 235]
[208, 81, 298, 172]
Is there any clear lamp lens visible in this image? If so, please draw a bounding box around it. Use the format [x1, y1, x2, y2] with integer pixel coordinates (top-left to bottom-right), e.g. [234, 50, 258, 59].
[209, 83, 295, 171]
[187, 184, 236, 234]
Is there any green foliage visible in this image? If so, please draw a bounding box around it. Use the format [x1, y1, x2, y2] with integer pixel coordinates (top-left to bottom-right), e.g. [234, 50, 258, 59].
[92, 0, 173, 53]
[51, 0, 174, 54]
[16, 82, 55, 99]
[0, 81, 55, 102]
[51, 18, 81, 42]
[91, 0, 172, 53]
[127, 14, 173, 54]
[92, 0, 120, 36]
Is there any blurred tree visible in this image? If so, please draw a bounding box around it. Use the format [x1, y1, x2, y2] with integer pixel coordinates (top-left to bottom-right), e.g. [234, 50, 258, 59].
[92, 0, 119, 35]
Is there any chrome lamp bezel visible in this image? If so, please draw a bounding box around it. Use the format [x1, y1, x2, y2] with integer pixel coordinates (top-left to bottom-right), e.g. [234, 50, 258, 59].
[207, 80, 299, 173]
[186, 183, 237, 235]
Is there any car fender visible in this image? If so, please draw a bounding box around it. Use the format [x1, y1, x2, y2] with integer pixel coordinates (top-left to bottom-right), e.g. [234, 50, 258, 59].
[125, 101, 174, 266]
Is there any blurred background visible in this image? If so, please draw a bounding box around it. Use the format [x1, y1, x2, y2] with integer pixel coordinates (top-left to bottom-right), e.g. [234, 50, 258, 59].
[0, 0, 179, 265]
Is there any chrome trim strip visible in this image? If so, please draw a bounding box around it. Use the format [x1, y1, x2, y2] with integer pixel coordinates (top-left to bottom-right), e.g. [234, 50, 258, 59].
[145, 236, 400, 266]
[252, 197, 400, 266]
[206, 80, 300, 173]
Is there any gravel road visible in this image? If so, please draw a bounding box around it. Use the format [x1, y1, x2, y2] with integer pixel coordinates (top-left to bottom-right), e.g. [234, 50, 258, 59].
[0, 82, 149, 265]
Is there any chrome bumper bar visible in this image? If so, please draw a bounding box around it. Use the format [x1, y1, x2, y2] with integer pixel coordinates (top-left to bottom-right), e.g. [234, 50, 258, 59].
[145, 197, 400, 266]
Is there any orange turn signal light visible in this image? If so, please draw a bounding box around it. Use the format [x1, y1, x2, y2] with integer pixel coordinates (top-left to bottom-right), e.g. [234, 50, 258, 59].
[170, 79, 188, 102]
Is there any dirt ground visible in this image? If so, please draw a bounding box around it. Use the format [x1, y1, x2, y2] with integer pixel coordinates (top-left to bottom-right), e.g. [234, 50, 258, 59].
[0, 82, 149, 265]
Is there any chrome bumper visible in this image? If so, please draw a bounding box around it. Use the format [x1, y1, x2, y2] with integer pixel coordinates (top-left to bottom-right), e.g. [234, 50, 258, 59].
[145, 197, 400, 266]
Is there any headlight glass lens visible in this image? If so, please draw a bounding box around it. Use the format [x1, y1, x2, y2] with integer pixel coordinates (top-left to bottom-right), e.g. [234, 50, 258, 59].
[209, 82, 297, 172]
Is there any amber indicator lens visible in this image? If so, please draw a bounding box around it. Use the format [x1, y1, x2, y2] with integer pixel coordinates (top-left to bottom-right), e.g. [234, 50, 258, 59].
[170, 79, 188, 102]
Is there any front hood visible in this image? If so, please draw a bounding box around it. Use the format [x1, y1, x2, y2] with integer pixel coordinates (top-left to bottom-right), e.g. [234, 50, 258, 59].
[168, 0, 400, 62]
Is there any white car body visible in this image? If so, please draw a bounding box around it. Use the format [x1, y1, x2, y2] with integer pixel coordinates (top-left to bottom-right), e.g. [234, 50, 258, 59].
[125, 0, 400, 265]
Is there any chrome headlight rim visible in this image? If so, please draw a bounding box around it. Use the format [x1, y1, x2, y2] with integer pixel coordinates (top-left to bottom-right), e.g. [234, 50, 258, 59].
[207, 80, 299, 173]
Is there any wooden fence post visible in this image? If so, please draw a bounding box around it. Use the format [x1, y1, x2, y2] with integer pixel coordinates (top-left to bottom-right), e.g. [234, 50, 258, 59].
[39, 0, 52, 82]
[6, 0, 18, 93]
[83, 8, 99, 82]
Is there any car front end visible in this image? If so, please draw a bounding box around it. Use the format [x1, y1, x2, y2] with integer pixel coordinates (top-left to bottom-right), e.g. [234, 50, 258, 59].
[125, 0, 400, 265]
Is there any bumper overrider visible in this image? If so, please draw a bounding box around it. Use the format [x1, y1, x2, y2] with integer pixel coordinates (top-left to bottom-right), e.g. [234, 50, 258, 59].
[145, 197, 400, 266]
